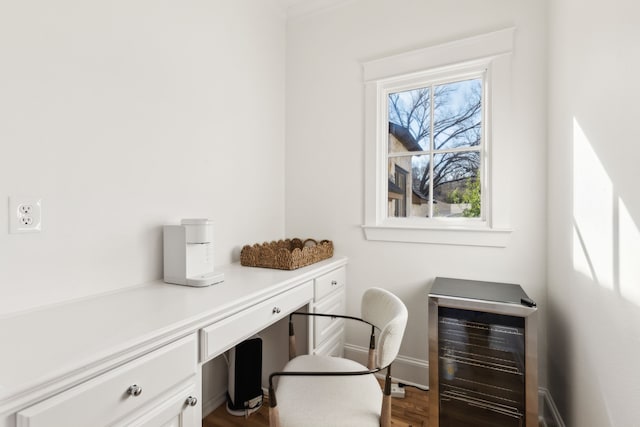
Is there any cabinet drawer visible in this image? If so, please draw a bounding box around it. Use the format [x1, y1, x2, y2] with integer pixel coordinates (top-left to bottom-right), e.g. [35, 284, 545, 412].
[17, 334, 197, 427]
[200, 282, 313, 362]
[313, 330, 344, 357]
[314, 267, 345, 301]
[314, 289, 345, 347]
[124, 381, 199, 427]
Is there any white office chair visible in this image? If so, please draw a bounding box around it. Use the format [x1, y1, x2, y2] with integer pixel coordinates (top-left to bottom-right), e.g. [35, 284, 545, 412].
[268, 287, 408, 427]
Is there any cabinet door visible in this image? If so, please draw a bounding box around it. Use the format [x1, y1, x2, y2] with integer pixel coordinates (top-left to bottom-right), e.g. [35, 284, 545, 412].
[16, 335, 197, 427]
[125, 383, 199, 427]
[313, 330, 344, 357]
[313, 289, 345, 348]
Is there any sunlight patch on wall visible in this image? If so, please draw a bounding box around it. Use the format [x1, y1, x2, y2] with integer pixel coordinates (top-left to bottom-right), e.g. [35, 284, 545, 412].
[618, 198, 640, 306]
[572, 226, 595, 280]
[572, 118, 614, 290]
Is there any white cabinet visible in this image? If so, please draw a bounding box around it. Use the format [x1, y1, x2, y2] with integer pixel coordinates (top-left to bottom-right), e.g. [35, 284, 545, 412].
[0, 257, 347, 427]
[313, 331, 344, 357]
[16, 335, 198, 427]
[311, 266, 346, 356]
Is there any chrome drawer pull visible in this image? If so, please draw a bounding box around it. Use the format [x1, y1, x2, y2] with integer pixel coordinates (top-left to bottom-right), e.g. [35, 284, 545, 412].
[186, 396, 198, 406]
[127, 384, 143, 397]
[272, 307, 281, 314]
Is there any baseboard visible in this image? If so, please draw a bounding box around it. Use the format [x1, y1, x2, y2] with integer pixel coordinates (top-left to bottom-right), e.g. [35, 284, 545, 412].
[202, 390, 227, 419]
[343, 344, 429, 387]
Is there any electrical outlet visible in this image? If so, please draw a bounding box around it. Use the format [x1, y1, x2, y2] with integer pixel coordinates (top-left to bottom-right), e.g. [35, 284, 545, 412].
[9, 197, 42, 233]
[391, 383, 405, 398]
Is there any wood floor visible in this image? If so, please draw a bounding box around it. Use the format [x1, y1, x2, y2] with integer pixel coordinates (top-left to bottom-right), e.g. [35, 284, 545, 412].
[202, 381, 429, 427]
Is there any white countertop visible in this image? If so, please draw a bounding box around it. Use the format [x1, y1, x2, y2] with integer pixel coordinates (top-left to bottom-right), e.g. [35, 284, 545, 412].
[0, 257, 347, 409]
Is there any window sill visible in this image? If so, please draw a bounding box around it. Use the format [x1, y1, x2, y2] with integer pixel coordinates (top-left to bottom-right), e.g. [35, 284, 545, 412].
[361, 224, 512, 247]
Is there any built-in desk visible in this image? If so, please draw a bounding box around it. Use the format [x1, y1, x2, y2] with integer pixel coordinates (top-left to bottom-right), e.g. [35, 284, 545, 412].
[0, 256, 347, 427]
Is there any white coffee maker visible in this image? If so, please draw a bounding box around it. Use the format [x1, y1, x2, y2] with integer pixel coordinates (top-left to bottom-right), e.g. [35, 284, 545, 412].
[163, 218, 224, 287]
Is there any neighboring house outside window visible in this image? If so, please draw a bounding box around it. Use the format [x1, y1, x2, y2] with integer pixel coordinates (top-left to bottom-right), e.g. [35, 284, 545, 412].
[362, 29, 516, 247]
[388, 123, 422, 218]
[388, 163, 408, 217]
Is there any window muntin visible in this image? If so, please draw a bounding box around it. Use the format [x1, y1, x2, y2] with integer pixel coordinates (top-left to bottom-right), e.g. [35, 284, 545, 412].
[386, 75, 484, 220]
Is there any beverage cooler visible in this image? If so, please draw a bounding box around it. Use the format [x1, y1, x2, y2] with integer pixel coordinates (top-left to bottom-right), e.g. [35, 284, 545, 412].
[428, 277, 538, 427]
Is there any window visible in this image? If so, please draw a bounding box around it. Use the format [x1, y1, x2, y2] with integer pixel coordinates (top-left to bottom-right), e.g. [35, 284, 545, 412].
[362, 29, 515, 246]
[387, 76, 484, 219]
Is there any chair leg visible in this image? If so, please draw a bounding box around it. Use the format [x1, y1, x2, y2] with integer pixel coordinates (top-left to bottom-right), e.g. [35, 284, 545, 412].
[381, 366, 392, 427]
[367, 327, 376, 369]
[269, 406, 280, 427]
[269, 386, 281, 427]
[288, 319, 296, 360]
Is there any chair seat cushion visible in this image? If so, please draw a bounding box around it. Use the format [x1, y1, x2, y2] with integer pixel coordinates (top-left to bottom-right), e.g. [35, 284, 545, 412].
[276, 355, 382, 427]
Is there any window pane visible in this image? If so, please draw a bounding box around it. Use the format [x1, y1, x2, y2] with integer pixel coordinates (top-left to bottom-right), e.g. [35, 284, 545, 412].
[388, 156, 411, 218]
[433, 79, 482, 151]
[432, 151, 481, 218]
[388, 155, 430, 218]
[409, 155, 431, 217]
[388, 87, 430, 152]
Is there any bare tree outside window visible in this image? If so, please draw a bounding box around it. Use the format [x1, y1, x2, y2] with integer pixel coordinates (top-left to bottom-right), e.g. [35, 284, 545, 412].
[387, 78, 483, 218]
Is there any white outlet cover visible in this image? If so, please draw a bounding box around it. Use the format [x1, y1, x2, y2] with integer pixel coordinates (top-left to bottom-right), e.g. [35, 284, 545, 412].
[9, 197, 42, 233]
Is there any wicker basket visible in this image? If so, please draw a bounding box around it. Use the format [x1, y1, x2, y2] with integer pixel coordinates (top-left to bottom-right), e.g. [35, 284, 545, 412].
[240, 238, 334, 270]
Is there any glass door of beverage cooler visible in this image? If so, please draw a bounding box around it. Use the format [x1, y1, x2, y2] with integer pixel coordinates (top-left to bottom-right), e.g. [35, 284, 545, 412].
[438, 307, 526, 427]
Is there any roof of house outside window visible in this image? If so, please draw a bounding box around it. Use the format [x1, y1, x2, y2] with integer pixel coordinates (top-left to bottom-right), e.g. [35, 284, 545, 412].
[389, 122, 422, 152]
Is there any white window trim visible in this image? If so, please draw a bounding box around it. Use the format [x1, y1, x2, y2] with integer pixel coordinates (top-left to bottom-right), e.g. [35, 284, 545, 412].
[362, 28, 516, 247]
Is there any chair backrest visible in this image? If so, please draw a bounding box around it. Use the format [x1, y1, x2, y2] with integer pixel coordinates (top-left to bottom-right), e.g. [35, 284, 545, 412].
[361, 288, 408, 368]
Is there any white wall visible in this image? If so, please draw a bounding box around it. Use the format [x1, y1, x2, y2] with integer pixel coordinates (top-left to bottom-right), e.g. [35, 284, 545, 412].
[285, 0, 548, 386]
[547, 0, 640, 425]
[0, 0, 286, 315]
